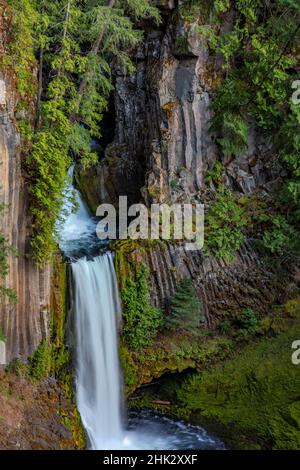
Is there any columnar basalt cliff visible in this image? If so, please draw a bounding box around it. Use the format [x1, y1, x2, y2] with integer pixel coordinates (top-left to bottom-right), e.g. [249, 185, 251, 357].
[76, 3, 293, 324]
[76, 4, 279, 207]
[0, 74, 51, 362]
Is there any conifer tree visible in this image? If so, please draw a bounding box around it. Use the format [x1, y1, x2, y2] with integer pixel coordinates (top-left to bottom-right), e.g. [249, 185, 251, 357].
[166, 279, 203, 332]
[23, 0, 160, 265]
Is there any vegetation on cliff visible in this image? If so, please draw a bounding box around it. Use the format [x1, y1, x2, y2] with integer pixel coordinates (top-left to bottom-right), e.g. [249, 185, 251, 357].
[175, 315, 300, 450]
[5, 0, 160, 266]
[204, 0, 300, 259]
[0, 205, 17, 304]
[26, 255, 85, 449]
[129, 304, 300, 450]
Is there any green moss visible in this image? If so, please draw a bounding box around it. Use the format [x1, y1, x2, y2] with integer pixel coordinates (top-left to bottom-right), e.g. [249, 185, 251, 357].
[119, 342, 138, 394]
[59, 407, 86, 450]
[49, 255, 86, 449]
[174, 315, 300, 449]
[0, 327, 6, 343]
[122, 330, 233, 395]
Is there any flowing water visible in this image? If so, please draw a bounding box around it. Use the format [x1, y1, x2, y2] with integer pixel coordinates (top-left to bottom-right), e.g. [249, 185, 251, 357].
[59, 167, 224, 450]
[72, 254, 123, 450]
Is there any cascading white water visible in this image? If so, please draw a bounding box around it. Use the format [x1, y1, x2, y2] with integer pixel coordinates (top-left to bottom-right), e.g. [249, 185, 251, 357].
[59, 166, 224, 451]
[58, 165, 96, 256]
[72, 254, 123, 450]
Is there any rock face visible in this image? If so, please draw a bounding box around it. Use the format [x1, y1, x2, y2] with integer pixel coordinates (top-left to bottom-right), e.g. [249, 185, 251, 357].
[119, 240, 290, 329]
[77, 5, 280, 211]
[75, 4, 290, 322]
[0, 73, 51, 362]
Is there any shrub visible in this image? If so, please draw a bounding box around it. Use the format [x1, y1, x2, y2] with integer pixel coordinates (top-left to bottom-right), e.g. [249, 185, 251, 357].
[166, 278, 203, 332]
[235, 308, 260, 341]
[28, 340, 52, 381]
[205, 186, 247, 260]
[121, 265, 163, 350]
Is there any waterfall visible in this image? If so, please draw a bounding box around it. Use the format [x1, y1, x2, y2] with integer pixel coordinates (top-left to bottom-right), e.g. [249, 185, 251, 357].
[72, 253, 123, 450]
[59, 166, 224, 451]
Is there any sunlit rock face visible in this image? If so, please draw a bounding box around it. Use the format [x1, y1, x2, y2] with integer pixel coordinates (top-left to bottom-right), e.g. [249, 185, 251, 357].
[0, 64, 51, 362]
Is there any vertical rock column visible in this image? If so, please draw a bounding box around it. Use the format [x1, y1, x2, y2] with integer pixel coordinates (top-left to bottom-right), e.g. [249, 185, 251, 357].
[0, 74, 51, 363]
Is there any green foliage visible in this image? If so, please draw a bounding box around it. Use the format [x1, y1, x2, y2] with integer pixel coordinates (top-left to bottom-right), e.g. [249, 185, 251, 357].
[235, 308, 260, 341]
[166, 278, 203, 332]
[219, 319, 231, 335]
[278, 105, 300, 201]
[205, 160, 225, 186]
[5, 358, 26, 377]
[0, 205, 17, 303]
[0, 327, 6, 342]
[170, 178, 179, 190]
[121, 264, 163, 350]
[28, 340, 52, 381]
[4, 0, 38, 107]
[218, 113, 248, 157]
[7, 0, 160, 265]
[176, 316, 300, 449]
[119, 341, 137, 390]
[237, 308, 259, 331]
[205, 186, 247, 260]
[262, 215, 298, 256]
[202, 0, 300, 205]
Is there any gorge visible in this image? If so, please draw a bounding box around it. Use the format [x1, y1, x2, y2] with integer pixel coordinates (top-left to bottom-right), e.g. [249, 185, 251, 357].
[0, 0, 300, 452]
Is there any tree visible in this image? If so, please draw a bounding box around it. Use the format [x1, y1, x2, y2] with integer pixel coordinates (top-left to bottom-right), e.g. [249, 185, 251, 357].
[166, 279, 203, 332]
[15, 0, 160, 265]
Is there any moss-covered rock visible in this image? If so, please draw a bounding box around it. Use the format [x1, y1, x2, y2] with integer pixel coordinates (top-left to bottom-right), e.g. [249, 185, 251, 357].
[50, 254, 86, 449]
[132, 314, 300, 450]
[121, 331, 233, 395]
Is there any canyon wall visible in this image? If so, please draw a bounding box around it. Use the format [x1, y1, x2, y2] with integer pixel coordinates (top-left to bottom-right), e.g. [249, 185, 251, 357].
[76, 3, 291, 320]
[0, 72, 51, 362]
[77, 4, 279, 209]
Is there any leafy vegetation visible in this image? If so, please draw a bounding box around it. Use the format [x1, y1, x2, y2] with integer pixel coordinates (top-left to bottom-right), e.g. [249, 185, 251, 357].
[121, 264, 163, 350]
[176, 315, 300, 449]
[0, 327, 6, 342]
[122, 330, 234, 395]
[0, 205, 17, 304]
[26, 255, 85, 448]
[166, 278, 203, 332]
[185, 0, 300, 260]
[205, 186, 247, 260]
[28, 340, 52, 380]
[6, 0, 160, 265]
[234, 308, 260, 341]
